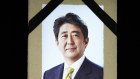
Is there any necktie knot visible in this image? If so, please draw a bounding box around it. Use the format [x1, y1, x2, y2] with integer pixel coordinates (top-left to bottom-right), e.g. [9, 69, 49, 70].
[65, 67, 74, 79]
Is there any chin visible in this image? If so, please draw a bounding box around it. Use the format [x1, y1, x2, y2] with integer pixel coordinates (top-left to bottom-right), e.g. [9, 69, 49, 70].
[66, 54, 79, 59]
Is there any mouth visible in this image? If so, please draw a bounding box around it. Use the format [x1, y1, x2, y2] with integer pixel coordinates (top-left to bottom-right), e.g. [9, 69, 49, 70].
[66, 47, 76, 52]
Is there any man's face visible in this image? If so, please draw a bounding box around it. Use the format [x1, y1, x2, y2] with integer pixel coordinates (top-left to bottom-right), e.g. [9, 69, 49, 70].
[56, 23, 89, 61]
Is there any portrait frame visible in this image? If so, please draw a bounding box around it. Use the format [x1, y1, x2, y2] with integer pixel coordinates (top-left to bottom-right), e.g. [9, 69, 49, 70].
[28, 0, 117, 79]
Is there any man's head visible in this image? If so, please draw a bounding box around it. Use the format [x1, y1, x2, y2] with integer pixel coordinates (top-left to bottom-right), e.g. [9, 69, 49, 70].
[53, 13, 89, 62]
[53, 13, 88, 41]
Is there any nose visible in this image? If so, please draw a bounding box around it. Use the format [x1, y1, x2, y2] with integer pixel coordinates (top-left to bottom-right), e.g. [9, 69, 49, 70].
[67, 35, 74, 45]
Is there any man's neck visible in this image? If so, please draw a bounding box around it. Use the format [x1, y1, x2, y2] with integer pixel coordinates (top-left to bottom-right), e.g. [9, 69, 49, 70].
[64, 55, 84, 66]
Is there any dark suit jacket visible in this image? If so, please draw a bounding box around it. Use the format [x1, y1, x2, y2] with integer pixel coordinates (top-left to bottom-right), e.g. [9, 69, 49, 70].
[43, 57, 103, 79]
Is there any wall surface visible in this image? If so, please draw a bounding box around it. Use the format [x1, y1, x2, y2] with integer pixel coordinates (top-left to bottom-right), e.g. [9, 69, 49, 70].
[28, 0, 117, 79]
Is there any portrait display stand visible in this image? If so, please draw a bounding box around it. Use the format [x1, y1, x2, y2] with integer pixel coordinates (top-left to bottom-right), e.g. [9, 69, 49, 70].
[28, 0, 117, 79]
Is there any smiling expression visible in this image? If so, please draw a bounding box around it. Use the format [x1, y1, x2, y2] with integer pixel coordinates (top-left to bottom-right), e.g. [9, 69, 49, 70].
[56, 23, 89, 61]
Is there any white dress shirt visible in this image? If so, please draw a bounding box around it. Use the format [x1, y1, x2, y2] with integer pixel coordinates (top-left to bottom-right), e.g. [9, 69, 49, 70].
[62, 55, 85, 79]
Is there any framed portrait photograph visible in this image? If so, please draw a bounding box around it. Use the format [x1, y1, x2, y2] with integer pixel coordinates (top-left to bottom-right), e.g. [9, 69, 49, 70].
[28, 0, 117, 79]
[42, 4, 104, 79]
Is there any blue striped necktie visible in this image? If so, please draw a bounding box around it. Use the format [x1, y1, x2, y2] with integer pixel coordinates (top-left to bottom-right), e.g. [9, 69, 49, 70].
[65, 67, 74, 79]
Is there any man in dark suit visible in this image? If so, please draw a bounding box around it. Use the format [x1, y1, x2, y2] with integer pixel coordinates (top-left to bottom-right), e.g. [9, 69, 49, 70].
[43, 13, 103, 79]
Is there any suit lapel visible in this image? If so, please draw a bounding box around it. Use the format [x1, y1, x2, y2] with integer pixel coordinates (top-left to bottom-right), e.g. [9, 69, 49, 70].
[55, 63, 64, 79]
[74, 57, 92, 79]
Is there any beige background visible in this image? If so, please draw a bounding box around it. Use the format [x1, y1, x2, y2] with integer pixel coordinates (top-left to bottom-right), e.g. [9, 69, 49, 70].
[28, 0, 117, 79]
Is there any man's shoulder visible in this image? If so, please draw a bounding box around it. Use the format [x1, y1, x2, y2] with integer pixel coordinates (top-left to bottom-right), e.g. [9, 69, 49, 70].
[85, 58, 103, 71]
[45, 63, 64, 73]
[43, 63, 64, 79]
[44, 63, 64, 75]
[84, 58, 103, 79]
[90, 60, 103, 69]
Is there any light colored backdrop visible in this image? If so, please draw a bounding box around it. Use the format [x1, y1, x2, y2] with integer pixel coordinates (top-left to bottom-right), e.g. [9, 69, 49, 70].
[42, 4, 104, 77]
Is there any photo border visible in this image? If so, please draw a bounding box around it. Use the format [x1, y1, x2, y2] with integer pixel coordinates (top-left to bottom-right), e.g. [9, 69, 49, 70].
[28, 0, 117, 79]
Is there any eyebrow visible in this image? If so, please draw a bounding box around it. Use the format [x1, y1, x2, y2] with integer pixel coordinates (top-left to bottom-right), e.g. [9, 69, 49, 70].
[60, 31, 80, 35]
[60, 31, 67, 35]
[72, 31, 80, 34]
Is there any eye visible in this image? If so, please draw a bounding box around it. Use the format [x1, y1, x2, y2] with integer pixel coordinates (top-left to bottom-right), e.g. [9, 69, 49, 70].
[61, 35, 67, 38]
[73, 34, 79, 37]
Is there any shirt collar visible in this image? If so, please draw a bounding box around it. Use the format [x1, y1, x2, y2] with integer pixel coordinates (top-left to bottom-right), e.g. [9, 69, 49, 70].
[64, 55, 85, 70]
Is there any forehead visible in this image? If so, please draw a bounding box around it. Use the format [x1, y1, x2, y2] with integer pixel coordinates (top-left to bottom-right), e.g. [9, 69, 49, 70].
[59, 23, 82, 33]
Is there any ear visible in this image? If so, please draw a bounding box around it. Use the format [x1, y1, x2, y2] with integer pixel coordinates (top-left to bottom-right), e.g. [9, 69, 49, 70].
[55, 40, 59, 46]
[84, 37, 89, 48]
